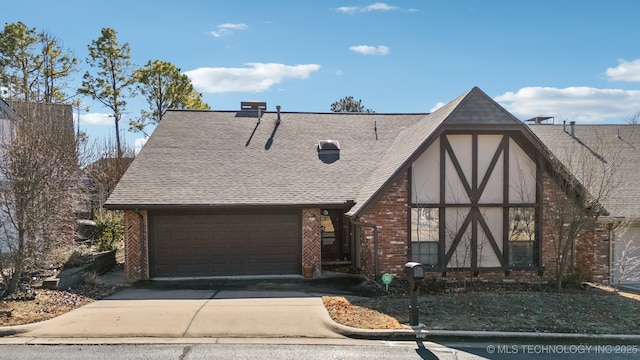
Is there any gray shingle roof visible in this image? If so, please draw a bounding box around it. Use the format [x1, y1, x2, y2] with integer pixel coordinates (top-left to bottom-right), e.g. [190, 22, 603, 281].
[105, 110, 426, 209]
[0, 98, 17, 120]
[106, 86, 531, 214]
[529, 124, 640, 218]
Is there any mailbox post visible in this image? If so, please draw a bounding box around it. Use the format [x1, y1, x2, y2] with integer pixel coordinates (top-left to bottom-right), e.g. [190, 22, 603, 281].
[404, 262, 424, 326]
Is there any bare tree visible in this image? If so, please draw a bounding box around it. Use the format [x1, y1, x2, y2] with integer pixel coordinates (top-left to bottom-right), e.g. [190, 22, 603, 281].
[544, 128, 622, 289]
[612, 221, 640, 289]
[0, 102, 78, 296]
[82, 137, 134, 215]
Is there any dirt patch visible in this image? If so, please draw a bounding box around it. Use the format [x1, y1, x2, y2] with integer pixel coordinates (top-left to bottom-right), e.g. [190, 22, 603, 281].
[324, 286, 640, 334]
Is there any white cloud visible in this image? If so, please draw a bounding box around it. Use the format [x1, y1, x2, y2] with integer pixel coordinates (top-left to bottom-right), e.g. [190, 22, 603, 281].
[210, 23, 248, 38]
[430, 102, 446, 112]
[606, 59, 640, 82]
[349, 45, 389, 56]
[336, 6, 359, 14]
[363, 3, 398, 11]
[80, 112, 112, 125]
[335, 3, 399, 13]
[134, 137, 148, 154]
[184, 63, 321, 93]
[495, 86, 640, 123]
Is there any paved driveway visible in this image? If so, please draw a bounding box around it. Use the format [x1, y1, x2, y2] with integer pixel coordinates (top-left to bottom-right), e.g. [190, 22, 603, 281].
[3, 288, 344, 340]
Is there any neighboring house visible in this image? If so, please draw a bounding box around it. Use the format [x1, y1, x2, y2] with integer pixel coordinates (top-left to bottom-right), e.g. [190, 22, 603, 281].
[105, 87, 619, 284]
[0, 98, 17, 134]
[0, 99, 77, 251]
[530, 123, 640, 286]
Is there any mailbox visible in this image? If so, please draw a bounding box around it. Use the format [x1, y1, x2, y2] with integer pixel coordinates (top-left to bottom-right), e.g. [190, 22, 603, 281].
[404, 261, 424, 280]
[404, 261, 424, 327]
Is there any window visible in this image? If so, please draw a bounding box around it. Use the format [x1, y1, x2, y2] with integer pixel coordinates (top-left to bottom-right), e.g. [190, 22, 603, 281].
[410, 133, 540, 272]
[508, 207, 535, 267]
[411, 208, 439, 266]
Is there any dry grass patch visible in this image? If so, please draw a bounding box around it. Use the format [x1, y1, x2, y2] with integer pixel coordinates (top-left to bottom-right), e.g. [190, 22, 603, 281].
[324, 287, 640, 334]
[0, 284, 121, 326]
[0, 289, 93, 326]
[322, 296, 404, 329]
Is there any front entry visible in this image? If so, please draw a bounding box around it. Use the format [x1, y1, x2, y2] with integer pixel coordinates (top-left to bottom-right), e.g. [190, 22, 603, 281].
[321, 209, 351, 263]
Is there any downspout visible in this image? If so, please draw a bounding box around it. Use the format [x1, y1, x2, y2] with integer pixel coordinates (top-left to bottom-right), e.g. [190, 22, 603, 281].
[350, 217, 379, 280]
[607, 218, 624, 285]
[133, 209, 147, 279]
[609, 222, 614, 285]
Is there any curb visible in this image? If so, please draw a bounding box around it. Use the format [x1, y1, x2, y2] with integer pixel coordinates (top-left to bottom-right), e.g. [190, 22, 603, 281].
[320, 306, 640, 345]
[326, 320, 640, 344]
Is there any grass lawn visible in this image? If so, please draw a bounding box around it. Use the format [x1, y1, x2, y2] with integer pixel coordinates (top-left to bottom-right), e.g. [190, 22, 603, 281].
[331, 286, 640, 334]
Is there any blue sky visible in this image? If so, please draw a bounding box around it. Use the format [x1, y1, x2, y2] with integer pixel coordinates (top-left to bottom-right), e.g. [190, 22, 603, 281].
[3, 1, 640, 151]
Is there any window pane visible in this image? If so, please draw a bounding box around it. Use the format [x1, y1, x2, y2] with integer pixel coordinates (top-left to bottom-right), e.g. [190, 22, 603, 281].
[509, 241, 533, 267]
[410, 208, 439, 266]
[411, 242, 438, 266]
[508, 208, 535, 241]
[508, 208, 535, 267]
[411, 208, 439, 242]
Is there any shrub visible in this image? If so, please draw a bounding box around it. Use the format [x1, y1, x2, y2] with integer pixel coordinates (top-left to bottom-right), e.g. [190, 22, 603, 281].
[64, 248, 91, 268]
[93, 211, 124, 252]
[83, 270, 98, 286]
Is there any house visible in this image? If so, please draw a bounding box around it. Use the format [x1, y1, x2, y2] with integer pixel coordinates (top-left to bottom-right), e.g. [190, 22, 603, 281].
[0, 99, 77, 255]
[105, 87, 620, 284]
[0, 99, 17, 135]
[530, 122, 640, 286]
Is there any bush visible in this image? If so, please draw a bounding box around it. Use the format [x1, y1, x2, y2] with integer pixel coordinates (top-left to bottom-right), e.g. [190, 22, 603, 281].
[64, 248, 91, 268]
[93, 211, 124, 252]
[83, 270, 98, 286]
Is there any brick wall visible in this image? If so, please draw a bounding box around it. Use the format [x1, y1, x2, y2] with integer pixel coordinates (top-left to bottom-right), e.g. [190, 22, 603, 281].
[425, 269, 544, 284]
[540, 172, 610, 284]
[358, 171, 409, 278]
[575, 223, 610, 283]
[352, 169, 610, 284]
[301, 208, 322, 276]
[124, 210, 149, 280]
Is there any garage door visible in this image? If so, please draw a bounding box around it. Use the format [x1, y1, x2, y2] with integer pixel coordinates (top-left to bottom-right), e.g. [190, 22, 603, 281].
[149, 210, 301, 277]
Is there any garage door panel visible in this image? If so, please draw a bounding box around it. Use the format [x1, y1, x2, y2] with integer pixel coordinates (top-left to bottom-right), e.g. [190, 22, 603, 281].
[150, 211, 301, 277]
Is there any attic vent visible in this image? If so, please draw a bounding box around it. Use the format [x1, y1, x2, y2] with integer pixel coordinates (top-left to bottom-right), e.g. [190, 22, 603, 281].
[241, 101, 267, 112]
[317, 140, 340, 164]
[525, 116, 554, 125]
[317, 140, 340, 153]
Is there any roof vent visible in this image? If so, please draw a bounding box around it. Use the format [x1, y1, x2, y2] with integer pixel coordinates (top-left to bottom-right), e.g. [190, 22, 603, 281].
[570, 121, 575, 138]
[241, 101, 267, 112]
[525, 116, 554, 125]
[317, 140, 340, 153]
[317, 140, 340, 164]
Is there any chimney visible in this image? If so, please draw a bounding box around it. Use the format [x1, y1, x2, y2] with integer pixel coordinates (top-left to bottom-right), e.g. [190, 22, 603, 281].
[276, 105, 281, 125]
[569, 121, 575, 137]
[241, 101, 267, 112]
